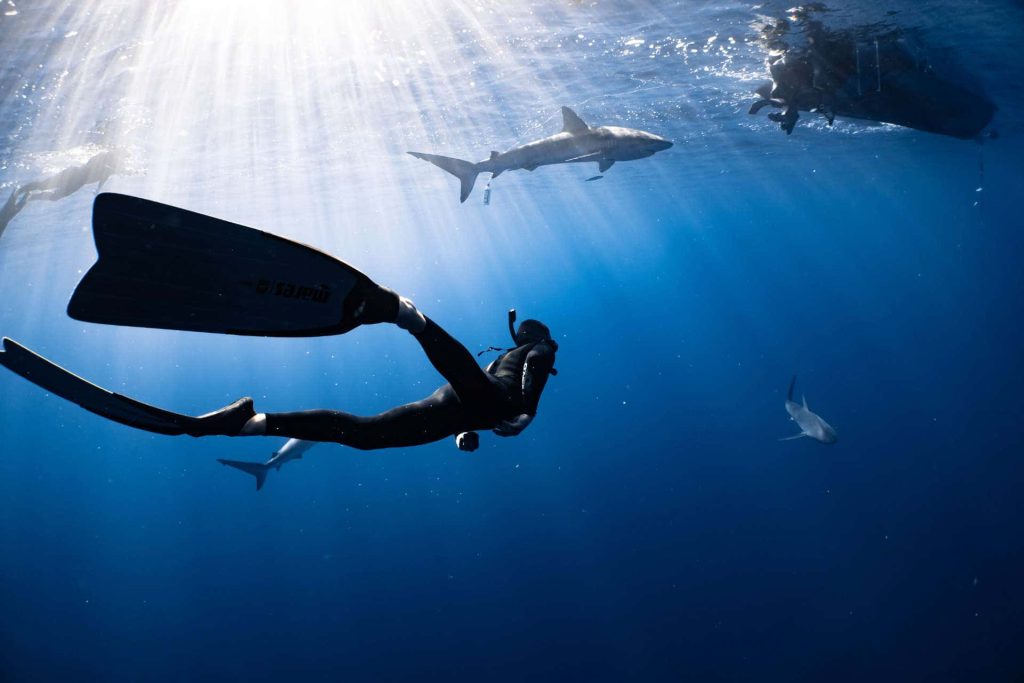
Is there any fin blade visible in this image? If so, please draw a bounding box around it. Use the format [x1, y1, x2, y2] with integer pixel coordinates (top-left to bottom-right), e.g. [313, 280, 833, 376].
[218, 459, 271, 491]
[561, 107, 589, 134]
[408, 152, 479, 202]
[69, 193, 364, 337]
[598, 159, 615, 173]
[0, 337, 188, 435]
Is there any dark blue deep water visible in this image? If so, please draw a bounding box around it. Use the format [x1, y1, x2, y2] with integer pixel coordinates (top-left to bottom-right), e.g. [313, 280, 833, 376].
[1, 1, 1023, 680]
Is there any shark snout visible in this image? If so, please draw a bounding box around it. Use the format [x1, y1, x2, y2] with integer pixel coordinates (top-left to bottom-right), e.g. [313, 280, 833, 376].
[651, 137, 673, 151]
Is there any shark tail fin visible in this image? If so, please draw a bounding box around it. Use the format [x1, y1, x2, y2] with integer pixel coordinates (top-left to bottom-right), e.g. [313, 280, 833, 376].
[407, 152, 480, 203]
[218, 458, 271, 491]
[787, 375, 797, 402]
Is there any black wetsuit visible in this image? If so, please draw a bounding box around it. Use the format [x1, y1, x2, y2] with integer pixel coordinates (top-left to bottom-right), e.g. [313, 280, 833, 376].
[263, 319, 556, 449]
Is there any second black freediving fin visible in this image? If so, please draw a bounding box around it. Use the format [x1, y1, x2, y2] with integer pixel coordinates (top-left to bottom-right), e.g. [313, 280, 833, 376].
[68, 193, 376, 337]
[0, 336, 227, 436]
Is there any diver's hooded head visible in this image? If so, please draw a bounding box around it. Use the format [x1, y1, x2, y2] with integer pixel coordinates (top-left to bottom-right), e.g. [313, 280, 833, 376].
[514, 319, 553, 346]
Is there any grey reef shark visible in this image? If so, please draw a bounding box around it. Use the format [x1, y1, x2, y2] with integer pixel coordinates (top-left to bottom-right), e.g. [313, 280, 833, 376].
[408, 106, 672, 202]
[781, 375, 837, 444]
[219, 438, 317, 490]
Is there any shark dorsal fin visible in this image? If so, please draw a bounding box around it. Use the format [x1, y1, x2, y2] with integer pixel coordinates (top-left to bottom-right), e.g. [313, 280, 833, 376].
[489, 151, 500, 160]
[561, 107, 589, 134]
[802, 394, 808, 409]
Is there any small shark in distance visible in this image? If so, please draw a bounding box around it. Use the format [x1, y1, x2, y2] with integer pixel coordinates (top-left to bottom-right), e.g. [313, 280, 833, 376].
[218, 438, 318, 491]
[408, 106, 672, 202]
[781, 375, 838, 444]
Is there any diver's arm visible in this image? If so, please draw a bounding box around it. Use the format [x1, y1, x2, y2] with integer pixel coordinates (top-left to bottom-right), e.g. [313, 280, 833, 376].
[520, 341, 556, 416]
[493, 414, 532, 437]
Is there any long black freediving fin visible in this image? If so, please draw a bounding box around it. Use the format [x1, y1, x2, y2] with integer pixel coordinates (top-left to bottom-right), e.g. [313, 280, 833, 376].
[0, 337, 198, 435]
[68, 193, 375, 337]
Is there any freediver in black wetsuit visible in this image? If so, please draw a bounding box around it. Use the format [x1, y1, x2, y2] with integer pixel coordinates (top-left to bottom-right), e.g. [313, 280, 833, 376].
[188, 284, 558, 452]
[0, 193, 558, 467]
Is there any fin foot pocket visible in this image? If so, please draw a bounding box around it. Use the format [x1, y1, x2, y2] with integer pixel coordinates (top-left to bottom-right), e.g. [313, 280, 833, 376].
[187, 398, 256, 437]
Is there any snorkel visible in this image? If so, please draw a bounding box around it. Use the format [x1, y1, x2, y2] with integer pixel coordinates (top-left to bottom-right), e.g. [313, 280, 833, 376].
[507, 309, 518, 344]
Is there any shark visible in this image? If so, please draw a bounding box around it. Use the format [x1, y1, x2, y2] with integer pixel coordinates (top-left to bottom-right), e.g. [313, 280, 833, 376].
[218, 438, 318, 491]
[781, 376, 838, 444]
[408, 106, 672, 202]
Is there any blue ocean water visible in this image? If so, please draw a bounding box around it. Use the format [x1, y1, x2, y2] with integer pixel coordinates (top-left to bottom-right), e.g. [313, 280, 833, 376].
[1, 1, 1023, 680]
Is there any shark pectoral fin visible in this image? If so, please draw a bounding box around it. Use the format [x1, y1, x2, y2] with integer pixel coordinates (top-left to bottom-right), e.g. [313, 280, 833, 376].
[491, 169, 503, 179]
[598, 159, 615, 173]
[561, 107, 590, 134]
[779, 432, 808, 441]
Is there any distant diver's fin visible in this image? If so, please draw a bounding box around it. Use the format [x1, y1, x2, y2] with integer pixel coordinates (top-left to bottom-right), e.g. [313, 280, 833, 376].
[561, 107, 589, 134]
[68, 193, 375, 337]
[598, 159, 615, 173]
[787, 375, 797, 402]
[0, 337, 238, 436]
[408, 152, 480, 202]
[585, 175, 604, 182]
[218, 459, 271, 491]
[779, 432, 808, 441]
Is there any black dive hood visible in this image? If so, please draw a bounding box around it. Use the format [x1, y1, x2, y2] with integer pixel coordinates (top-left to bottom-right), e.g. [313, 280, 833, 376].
[508, 309, 558, 352]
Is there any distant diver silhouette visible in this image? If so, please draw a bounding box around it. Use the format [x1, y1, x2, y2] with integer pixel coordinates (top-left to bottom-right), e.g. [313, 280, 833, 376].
[749, 14, 995, 138]
[0, 150, 121, 239]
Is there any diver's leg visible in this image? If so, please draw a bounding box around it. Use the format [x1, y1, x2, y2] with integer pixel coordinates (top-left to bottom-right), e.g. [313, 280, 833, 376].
[262, 387, 467, 450]
[0, 190, 27, 238]
[15, 180, 43, 194]
[346, 283, 494, 404]
[411, 318, 499, 406]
